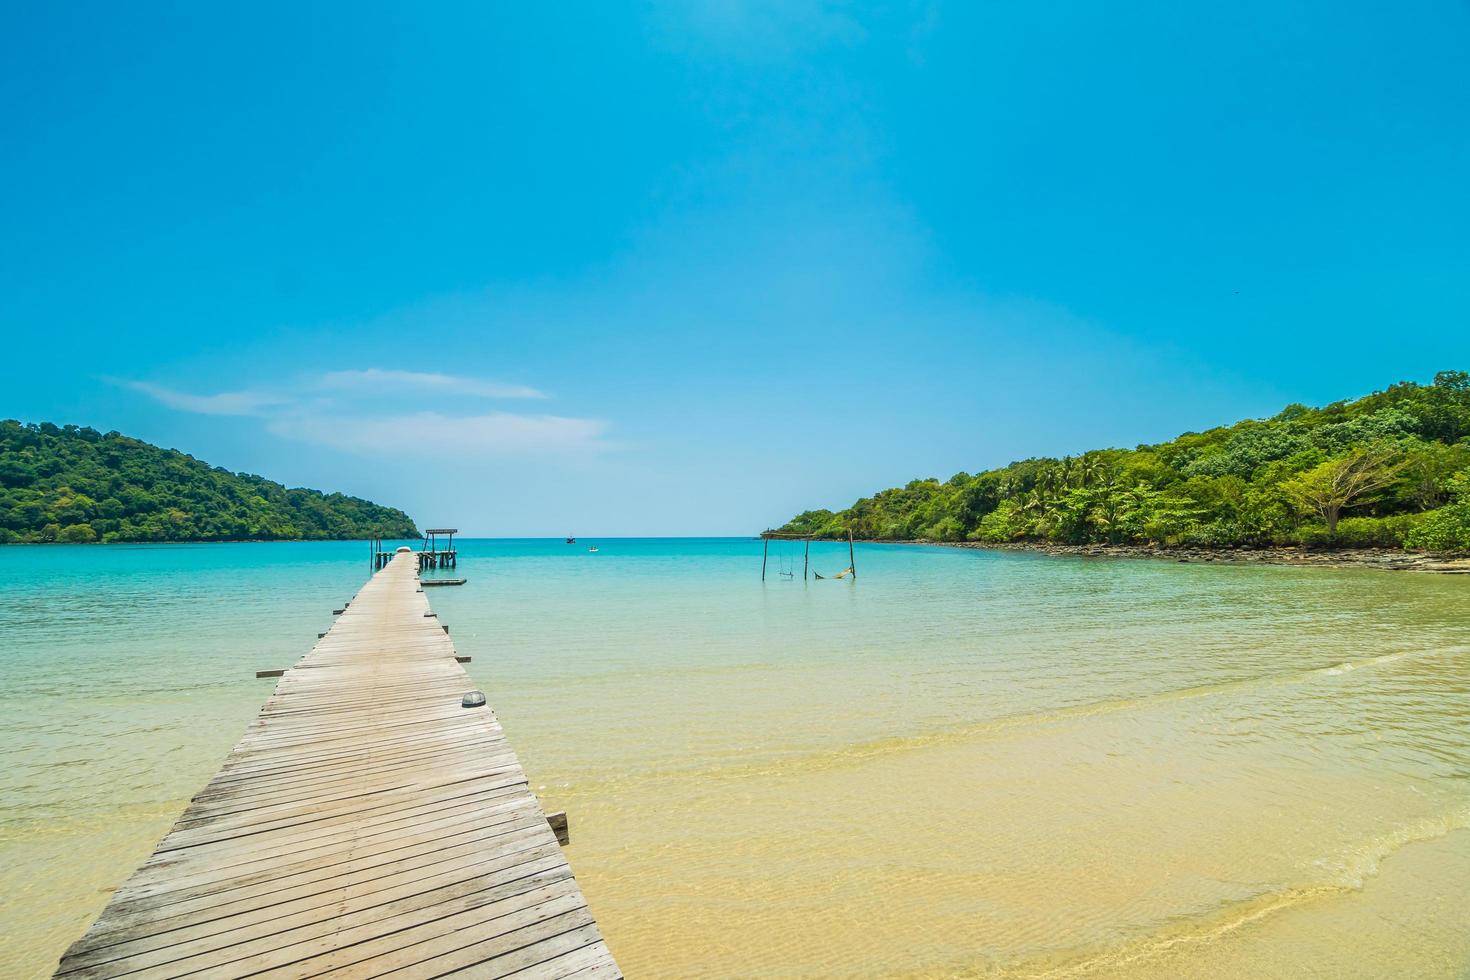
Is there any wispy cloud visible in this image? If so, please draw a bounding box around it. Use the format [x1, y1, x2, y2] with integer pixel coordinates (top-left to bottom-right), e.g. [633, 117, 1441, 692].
[116, 380, 291, 417]
[317, 369, 546, 400]
[114, 372, 608, 458]
[268, 411, 612, 456]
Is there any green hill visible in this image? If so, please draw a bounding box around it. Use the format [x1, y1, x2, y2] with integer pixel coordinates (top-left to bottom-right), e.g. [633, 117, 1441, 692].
[0, 420, 419, 544]
[783, 371, 1470, 552]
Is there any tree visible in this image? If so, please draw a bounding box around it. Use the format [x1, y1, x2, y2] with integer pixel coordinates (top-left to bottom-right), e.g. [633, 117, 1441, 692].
[1401, 442, 1470, 511]
[1434, 370, 1469, 391]
[1281, 446, 1406, 536]
[1077, 454, 1107, 487]
[1405, 471, 1470, 551]
[58, 523, 97, 543]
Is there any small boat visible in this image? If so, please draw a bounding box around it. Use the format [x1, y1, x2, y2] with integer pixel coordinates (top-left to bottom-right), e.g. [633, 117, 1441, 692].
[588, 546, 599, 553]
[565, 535, 576, 544]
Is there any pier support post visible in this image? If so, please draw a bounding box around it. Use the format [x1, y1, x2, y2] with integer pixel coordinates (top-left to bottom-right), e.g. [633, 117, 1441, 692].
[546, 811, 570, 845]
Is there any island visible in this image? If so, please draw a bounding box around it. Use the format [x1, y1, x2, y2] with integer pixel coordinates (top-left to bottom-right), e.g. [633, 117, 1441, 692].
[0, 420, 418, 543]
[782, 371, 1470, 555]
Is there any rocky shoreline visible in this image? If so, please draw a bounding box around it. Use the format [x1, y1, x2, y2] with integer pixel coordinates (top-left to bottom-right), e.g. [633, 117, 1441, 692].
[875, 540, 1470, 574]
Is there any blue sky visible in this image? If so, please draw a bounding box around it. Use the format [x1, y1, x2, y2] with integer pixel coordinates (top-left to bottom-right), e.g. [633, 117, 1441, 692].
[4, 1, 1467, 535]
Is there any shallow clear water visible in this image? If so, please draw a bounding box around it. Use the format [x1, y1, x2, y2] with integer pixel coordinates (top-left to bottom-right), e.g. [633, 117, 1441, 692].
[2, 539, 1468, 977]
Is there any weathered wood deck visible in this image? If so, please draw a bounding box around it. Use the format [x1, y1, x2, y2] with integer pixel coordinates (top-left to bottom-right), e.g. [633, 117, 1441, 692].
[56, 549, 618, 979]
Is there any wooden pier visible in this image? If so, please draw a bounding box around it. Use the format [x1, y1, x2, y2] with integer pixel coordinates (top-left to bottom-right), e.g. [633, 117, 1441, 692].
[371, 531, 458, 572]
[418, 529, 459, 570]
[56, 548, 618, 979]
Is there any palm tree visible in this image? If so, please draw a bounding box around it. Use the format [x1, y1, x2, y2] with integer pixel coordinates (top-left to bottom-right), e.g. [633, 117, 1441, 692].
[1077, 454, 1107, 488]
[1039, 466, 1062, 496]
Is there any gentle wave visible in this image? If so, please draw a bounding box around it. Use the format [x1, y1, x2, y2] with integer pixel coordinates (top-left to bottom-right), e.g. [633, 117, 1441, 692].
[562, 644, 1462, 793]
[959, 805, 1470, 979]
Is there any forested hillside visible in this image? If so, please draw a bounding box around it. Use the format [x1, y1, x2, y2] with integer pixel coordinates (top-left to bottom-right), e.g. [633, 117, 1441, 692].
[784, 372, 1470, 551]
[0, 420, 419, 543]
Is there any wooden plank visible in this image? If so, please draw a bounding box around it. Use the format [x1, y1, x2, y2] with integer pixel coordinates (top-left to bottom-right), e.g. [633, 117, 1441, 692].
[184, 877, 585, 980]
[56, 845, 570, 976]
[84, 817, 553, 941]
[116, 792, 541, 906]
[108, 799, 546, 907]
[55, 550, 619, 978]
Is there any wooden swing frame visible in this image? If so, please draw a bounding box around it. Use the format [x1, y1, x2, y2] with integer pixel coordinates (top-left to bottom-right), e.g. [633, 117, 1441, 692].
[759, 529, 856, 581]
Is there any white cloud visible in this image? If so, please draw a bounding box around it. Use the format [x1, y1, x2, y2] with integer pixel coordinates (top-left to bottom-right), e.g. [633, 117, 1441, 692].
[268, 411, 612, 456]
[116, 373, 605, 458]
[118, 380, 290, 416]
[317, 369, 546, 400]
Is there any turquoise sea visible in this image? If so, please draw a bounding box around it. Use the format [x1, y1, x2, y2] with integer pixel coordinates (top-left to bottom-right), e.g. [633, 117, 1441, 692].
[3, 539, 1470, 978]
